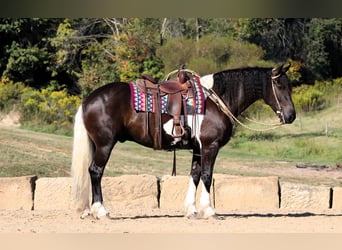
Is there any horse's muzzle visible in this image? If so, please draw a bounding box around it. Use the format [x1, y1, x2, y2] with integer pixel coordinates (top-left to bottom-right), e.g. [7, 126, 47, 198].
[280, 111, 296, 124]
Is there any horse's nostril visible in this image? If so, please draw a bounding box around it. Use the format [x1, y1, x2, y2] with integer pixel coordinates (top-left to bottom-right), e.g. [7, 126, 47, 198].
[287, 113, 296, 123]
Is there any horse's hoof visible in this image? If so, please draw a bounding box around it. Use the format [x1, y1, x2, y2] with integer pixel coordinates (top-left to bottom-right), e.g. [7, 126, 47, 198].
[199, 207, 217, 219]
[186, 212, 200, 220]
[90, 202, 109, 219]
[184, 204, 199, 219]
[80, 208, 91, 219]
[207, 214, 225, 220]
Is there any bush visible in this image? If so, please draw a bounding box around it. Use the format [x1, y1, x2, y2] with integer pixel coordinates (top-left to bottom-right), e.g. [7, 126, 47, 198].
[0, 78, 29, 112]
[157, 35, 273, 76]
[20, 87, 81, 134]
[292, 78, 342, 112]
[292, 85, 324, 112]
[156, 37, 195, 73]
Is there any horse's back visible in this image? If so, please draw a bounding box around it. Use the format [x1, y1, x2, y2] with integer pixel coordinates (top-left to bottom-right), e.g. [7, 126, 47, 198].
[83, 82, 129, 107]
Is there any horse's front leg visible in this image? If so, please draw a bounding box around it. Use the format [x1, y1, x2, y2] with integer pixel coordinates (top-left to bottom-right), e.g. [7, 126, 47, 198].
[198, 143, 219, 219]
[184, 147, 201, 218]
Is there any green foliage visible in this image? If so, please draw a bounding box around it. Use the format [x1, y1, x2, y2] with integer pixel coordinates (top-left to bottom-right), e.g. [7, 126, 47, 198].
[20, 87, 81, 134]
[3, 42, 51, 87]
[79, 39, 119, 97]
[225, 39, 272, 69]
[142, 56, 164, 81]
[48, 19, 80, 82]
[157, 36, 194, 73]
[292, 78, 342, 112]
[240, 18, 342, 81]
[0, 77, 28, 111]
[1, 18, 342, 137]
[286, 60, 304, 85]
[0, 19, 61, 88]
[304, 18, 342, 80]
[292, 85, 324, 112]
[240, 18, 306, 62]
[157, 34, 270, 75]
[49, 19, 78, 67]
[192, 35, 231, 72]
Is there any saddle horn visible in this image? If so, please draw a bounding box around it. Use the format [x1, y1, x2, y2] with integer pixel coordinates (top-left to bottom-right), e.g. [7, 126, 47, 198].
[178, 64, 190, 84]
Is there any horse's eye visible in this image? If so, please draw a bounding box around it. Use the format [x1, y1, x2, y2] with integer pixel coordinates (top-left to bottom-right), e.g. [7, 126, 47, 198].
[274, 80, 284, 90]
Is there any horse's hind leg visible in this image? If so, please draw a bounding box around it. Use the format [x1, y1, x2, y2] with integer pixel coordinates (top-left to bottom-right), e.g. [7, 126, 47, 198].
[87, 142, 115, 219]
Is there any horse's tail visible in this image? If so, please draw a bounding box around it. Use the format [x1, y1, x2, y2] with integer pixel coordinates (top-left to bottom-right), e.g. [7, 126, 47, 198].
[71, 105, 93, 211]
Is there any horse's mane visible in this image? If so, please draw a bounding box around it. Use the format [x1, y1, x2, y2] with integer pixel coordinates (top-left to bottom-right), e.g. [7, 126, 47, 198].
[212, 67, 272, 100]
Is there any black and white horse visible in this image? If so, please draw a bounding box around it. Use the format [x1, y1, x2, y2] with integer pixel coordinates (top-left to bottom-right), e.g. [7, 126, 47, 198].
[71, 64, 296, 219]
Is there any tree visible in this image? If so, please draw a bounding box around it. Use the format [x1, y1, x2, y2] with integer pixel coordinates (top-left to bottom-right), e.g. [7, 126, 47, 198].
[240, 18, 307, 62]
[304, 18, 342, 81]
[0, 18, 61, 88]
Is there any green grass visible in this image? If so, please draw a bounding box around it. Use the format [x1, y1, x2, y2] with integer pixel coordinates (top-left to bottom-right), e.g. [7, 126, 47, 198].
[226, 104, 342, 166]
[0, 102, 341, 187]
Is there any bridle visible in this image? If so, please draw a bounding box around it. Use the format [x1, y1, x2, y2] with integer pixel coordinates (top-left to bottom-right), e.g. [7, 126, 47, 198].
[271, 73, 285, 124]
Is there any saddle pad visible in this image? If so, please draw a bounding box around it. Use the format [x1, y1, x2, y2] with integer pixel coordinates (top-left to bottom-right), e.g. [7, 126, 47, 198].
[128, 82, 168, 113]
[128, 76, 205, 115]
[190, 76, 206, 114]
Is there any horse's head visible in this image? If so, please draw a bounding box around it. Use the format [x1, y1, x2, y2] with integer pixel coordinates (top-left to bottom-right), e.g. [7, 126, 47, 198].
[267, 64, 296, 124]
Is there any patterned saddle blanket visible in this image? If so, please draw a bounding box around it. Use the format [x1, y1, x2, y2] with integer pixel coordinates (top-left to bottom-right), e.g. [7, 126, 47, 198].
[128, 76, 205, 115]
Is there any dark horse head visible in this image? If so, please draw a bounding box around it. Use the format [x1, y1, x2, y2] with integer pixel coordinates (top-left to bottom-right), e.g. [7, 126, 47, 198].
[267, 64, 296, 124]
[208, 63, 296, 125]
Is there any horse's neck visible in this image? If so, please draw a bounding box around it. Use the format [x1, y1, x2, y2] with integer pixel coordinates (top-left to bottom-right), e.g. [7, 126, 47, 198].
[214, 71, 268, 116]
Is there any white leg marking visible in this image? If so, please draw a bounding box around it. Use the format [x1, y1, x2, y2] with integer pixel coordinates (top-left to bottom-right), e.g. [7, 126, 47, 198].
[184, 177, 198, 218]
[199, 181, 216, 219]
[90, 202, 108, 219]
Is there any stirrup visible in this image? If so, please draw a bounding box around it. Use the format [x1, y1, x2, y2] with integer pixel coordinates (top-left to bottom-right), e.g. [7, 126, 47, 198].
[171, 123, 185, 138]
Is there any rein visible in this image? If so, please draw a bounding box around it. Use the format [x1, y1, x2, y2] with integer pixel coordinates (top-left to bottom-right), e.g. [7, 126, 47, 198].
[205, 79, 284, 132]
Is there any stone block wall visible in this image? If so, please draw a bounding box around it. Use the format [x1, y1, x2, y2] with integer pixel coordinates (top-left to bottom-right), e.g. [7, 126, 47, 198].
[0, 174, 341, 212]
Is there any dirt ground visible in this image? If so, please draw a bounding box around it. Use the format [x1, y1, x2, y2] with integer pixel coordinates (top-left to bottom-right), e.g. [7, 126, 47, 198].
[0, 207, 342, 233]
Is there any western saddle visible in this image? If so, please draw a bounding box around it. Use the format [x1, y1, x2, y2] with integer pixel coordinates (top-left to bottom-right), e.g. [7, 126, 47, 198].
[136, 66, 196, 149]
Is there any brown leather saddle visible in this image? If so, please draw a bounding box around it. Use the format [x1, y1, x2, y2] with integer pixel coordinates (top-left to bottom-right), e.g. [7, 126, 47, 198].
[136, 68, 196, 149]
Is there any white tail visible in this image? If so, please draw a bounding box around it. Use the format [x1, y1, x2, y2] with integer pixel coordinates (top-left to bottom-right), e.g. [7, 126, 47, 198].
[71, 106, 93, 211]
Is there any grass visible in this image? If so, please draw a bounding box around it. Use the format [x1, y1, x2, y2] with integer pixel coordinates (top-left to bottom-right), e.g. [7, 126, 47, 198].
[0, 102, 341, 186]
[227, 104, 342, 166]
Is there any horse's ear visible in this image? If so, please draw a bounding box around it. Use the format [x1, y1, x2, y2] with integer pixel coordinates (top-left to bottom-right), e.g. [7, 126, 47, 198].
[272, 65, 283, 77]
[282, 63, 291, 73]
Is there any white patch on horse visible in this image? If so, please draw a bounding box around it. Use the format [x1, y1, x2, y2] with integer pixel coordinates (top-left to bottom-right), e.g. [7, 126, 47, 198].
[199, 181, 216, 218]
[200, 74, 214, 90]
[199, 181, 210, 208]
[163, 114, 204, 146]
[90, 202, 108, 219]
[184, 176, 198, 217]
